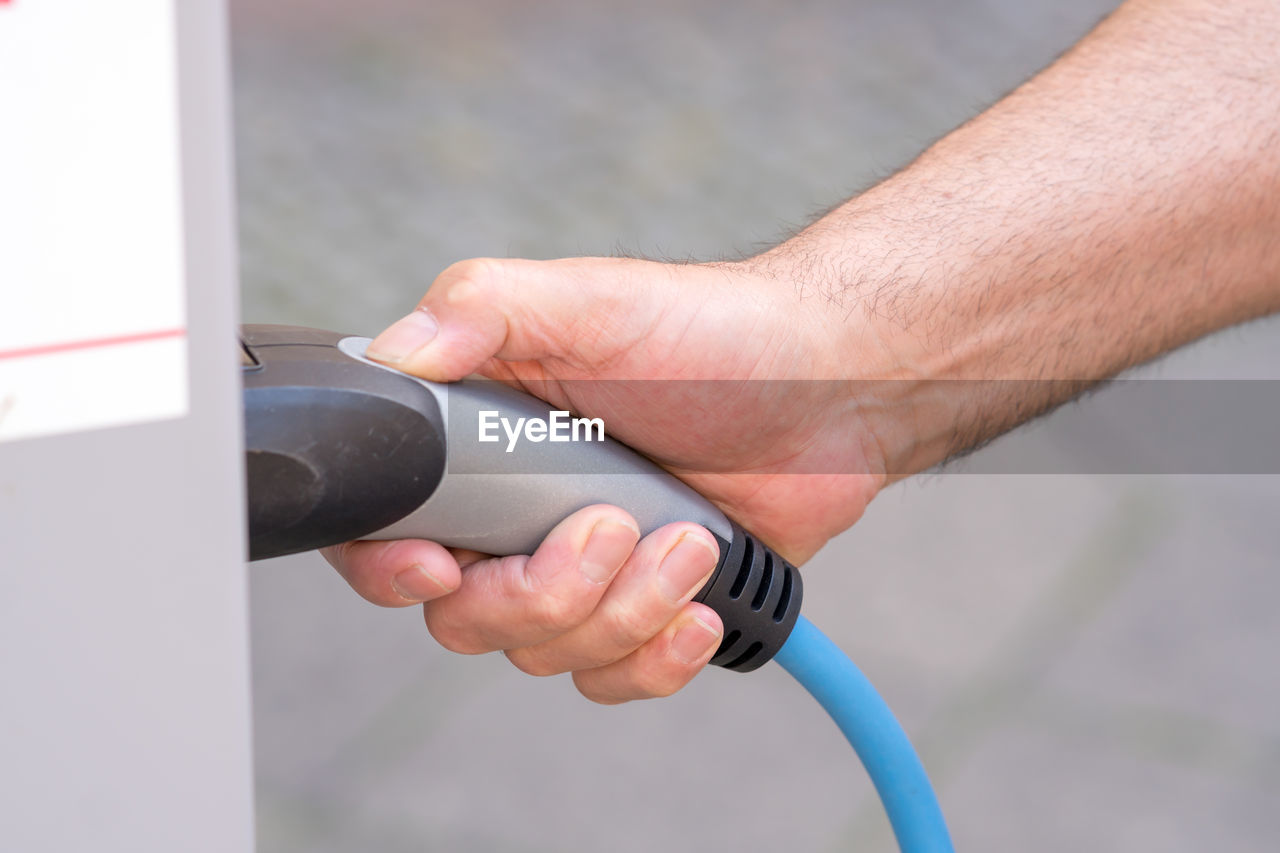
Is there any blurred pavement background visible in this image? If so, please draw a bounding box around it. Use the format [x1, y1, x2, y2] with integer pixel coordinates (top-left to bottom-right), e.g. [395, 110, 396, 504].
[231, 1, 1280, 850]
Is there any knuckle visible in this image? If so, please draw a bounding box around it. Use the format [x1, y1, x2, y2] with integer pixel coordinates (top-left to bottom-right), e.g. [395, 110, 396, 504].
[602, 603, 662, 652]
[633, 659, 691, 699]
[528, 588, 591, 635]
[581, 690, 622, 706]
[438, 257, 503, 305]
[572, 673, 624, 706]
[423, 608, 486, 655]
[504, 648, 562, 678]
[358, 587, 401, 609]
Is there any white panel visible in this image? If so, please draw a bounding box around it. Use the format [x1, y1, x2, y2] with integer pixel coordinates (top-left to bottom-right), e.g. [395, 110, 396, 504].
[0, 1, 253, 851]
[0, 0, 188, 442]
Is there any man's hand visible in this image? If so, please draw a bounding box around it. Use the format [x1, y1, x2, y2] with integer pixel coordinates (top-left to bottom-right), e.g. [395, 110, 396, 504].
[323, 256, 887, 702]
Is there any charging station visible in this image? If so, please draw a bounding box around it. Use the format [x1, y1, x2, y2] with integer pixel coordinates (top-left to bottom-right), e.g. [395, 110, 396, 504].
[0, 3, 254, 850]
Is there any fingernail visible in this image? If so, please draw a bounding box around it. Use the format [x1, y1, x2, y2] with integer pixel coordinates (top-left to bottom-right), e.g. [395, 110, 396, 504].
[392, 563, 449, 602]
[671, 617, 721, 664]
[657, 533, 719, 603]
[366, 308, 439, 364]
[580, 518, 639, 583]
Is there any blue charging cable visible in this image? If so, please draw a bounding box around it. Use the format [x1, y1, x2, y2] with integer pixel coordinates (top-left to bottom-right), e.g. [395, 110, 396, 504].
[774, 615, 954, 852]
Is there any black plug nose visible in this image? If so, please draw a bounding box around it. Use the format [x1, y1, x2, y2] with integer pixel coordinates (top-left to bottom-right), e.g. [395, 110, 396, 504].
[241, 325, 446, 561]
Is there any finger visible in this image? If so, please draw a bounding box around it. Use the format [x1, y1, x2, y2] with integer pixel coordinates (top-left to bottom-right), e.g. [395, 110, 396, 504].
[504, 523, 720, 676]
[423, 504, 640, 654]
[446, 547, 490, 570]
[571, 603, 724, 704]
[321, 539, 462, 607]
[363, 257, 652, 381]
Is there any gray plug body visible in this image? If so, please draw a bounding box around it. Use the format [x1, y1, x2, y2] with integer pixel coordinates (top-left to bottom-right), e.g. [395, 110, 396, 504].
[243, 325, 800, 671]
[334, 336, 734, 553]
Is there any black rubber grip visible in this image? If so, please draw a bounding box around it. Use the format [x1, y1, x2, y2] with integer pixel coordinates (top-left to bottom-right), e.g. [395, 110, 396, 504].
[696, 523, 803, 672]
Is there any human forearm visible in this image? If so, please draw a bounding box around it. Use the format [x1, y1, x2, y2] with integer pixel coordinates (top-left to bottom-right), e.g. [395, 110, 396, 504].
[760, 0, 1280, 477]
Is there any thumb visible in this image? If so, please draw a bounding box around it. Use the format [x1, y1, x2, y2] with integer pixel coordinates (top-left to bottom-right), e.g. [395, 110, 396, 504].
[364, 257, 647, 382]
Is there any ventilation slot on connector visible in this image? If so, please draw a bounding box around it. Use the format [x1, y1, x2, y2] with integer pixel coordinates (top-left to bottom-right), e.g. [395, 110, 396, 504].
[728, 536, 754, 599]
[724, 641, 764, 671]
[773, 565, 794, 623]
[716, 629, 742, 659]
[751, 551, 773, 611]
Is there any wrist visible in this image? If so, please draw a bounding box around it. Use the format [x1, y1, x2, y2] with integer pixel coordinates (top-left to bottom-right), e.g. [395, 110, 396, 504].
[747, 204, 971, 480]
